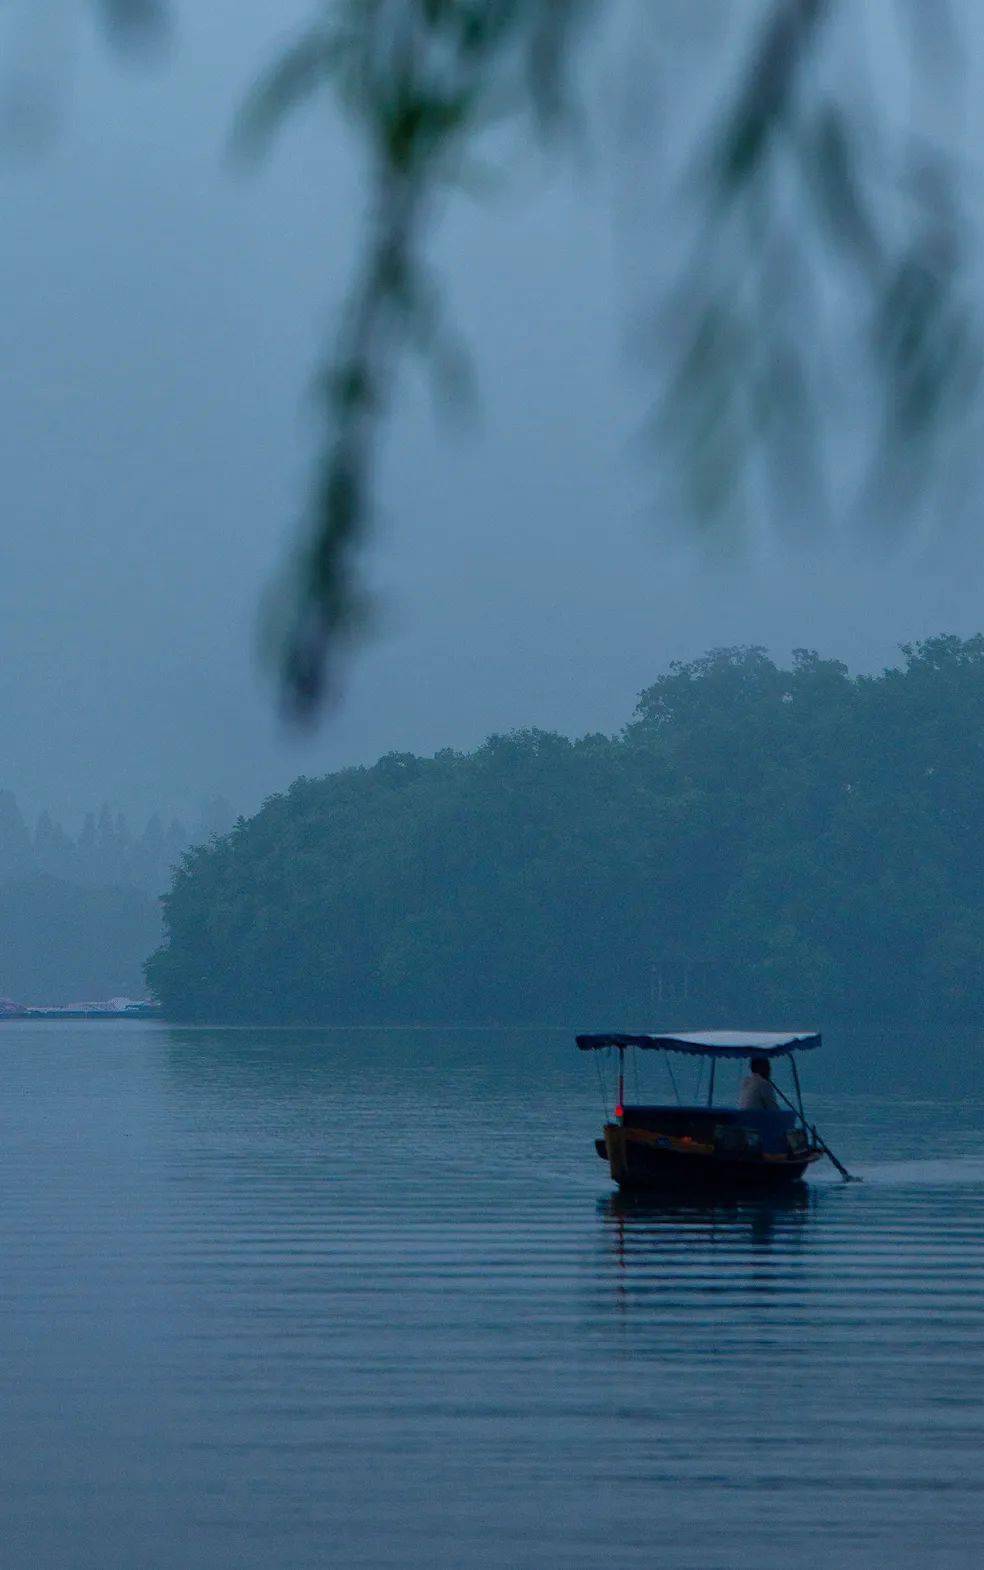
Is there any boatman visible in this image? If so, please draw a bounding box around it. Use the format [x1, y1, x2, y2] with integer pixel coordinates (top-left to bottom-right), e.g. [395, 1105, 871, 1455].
[738, 1055, 779, 1111]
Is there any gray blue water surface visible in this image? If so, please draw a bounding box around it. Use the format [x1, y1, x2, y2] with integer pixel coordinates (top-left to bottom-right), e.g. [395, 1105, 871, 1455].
[2, 1021, 983, 1569]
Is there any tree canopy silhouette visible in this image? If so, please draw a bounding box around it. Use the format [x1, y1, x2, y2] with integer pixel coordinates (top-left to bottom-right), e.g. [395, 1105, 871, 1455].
[147, 637, 984, 1024]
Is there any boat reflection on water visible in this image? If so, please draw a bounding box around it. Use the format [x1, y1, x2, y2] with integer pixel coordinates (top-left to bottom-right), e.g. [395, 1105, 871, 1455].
[597, 1184, 821, 1306]
[602, 1180, 816, 1231]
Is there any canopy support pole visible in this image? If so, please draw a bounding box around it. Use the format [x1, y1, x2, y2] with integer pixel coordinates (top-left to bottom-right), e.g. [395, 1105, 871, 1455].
[707, 1057, 715, 1107]
[617, 1047, 625, 1119]
[790, 1054, 805, 1125]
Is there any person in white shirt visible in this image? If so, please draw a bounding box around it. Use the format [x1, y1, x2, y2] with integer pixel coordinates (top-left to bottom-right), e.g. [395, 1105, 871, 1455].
[738, 1055, 779, 1111]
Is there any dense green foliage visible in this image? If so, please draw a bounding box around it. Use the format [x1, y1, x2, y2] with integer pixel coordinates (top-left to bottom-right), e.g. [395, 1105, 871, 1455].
[148, 637, 984, 1023]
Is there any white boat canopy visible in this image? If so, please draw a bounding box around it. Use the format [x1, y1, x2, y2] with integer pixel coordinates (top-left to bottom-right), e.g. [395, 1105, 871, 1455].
[576, 1030, 821, 1059]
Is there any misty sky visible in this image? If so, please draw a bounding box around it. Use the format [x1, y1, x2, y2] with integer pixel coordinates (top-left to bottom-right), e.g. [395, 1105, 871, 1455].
[2, 0, 983, 828]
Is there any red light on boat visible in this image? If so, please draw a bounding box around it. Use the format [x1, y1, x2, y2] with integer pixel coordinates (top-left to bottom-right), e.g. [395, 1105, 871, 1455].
[615, 1105, 624, 1119]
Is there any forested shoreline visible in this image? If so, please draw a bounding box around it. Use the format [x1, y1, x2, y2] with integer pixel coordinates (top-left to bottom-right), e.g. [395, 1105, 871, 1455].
[147, 639, 984, 1024]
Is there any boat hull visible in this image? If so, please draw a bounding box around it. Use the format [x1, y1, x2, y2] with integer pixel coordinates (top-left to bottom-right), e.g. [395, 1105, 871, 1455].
[599, 1123, 824, 1192]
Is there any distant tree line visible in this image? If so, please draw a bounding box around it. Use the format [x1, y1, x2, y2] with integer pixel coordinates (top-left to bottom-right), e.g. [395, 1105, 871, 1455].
[0, 793, 235, 1004]
[0, 794, 235, 895]
[147, 636, 984, 1025]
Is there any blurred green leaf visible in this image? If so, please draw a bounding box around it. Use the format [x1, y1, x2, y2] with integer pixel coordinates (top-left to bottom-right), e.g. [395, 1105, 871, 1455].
[234, 28, 346, 159]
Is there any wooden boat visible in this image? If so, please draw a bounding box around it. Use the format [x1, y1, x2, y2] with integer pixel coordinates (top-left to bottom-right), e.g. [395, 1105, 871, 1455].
[577, 1029, 828, 1191]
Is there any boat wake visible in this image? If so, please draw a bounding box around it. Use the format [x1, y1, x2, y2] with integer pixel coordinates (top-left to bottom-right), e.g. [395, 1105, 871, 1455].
[821, 1156, 984, 1188]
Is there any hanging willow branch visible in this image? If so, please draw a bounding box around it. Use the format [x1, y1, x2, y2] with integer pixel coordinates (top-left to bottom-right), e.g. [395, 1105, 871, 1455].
[239, 0, 979, 713]
[658, 0, 980, 534]
[15, 1, 984, 711]
[235, 0, 596, 714]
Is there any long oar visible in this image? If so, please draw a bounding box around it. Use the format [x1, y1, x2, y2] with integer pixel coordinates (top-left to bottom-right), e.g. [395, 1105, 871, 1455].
[771, 1082, 862, 1184]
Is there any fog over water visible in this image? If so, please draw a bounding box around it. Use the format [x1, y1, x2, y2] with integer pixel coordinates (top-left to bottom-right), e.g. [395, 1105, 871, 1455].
[3, 1, 984, 827]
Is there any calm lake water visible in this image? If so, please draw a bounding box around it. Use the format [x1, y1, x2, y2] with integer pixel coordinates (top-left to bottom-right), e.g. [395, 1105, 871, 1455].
[2, 1021, 983, 1569]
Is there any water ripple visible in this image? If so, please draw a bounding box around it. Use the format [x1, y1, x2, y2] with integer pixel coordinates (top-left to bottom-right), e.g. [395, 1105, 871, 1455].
[1, 1022, 983, 1569]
